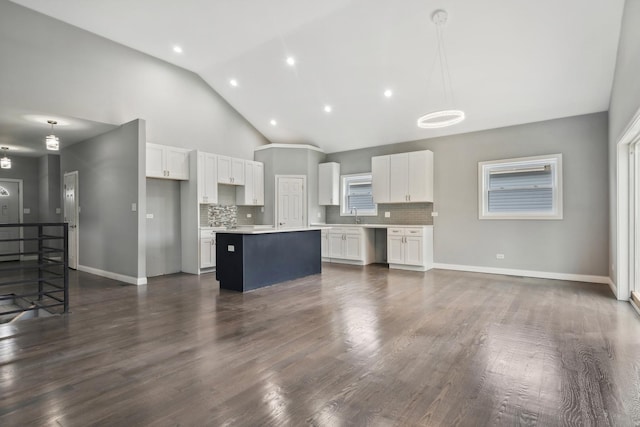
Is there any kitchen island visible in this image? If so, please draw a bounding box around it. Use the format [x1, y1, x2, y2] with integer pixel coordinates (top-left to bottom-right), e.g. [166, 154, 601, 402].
[215, 227, 322, 292]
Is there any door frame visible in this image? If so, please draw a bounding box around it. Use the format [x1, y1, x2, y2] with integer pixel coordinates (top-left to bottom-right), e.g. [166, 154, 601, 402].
[63, 171, 79, 269]
[616, 107, 640, 301]
[0, 178, 24, 260]
[274, 175, 307, 228]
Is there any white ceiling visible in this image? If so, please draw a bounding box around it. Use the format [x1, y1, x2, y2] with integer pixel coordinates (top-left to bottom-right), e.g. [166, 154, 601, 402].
[10, 0, 626, 153]
[0, 106, 117, 157]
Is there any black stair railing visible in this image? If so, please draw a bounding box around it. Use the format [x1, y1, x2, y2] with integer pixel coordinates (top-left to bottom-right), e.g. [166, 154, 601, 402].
[0, 223, 69, 320]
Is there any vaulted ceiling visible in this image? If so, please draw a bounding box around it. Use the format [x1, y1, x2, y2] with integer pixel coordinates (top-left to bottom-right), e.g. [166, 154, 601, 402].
[10, 0, 626, 153]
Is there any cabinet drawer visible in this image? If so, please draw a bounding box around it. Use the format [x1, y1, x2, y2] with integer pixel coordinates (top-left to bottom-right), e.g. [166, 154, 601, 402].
[387, 228, 405, 236]
[344, 227, 362, 236]
[405, 228, 423, 237]
[200, 230, 217, 239]
[329, 228, 346, 235]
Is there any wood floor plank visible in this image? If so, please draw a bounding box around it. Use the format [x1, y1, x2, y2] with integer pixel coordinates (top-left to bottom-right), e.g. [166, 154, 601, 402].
[0, 264, 639, 426]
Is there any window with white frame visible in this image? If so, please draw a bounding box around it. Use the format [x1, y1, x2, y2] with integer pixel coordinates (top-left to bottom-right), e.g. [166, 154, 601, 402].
[478, 154, 563, 220]
[341, 173, 377, 216]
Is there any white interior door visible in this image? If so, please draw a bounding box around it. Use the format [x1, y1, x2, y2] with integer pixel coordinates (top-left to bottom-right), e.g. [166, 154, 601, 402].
[276, 176, 305, 228]
[64, 172, 79, 270]
[0, 181, 20, 262]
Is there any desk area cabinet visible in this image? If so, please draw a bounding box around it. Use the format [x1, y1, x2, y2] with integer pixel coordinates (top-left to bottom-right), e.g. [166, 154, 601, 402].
[372, 150, 433, 203]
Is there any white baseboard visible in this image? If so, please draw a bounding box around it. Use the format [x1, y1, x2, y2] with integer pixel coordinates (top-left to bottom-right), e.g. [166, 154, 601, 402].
[389, 263, 431, 272]
[432, 263, 610, 285]
[77, 265, 147, 286]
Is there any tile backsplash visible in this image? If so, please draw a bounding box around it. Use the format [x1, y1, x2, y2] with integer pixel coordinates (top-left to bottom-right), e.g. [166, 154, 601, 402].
[199, 204, 259, 227]
[326, 203, 433, 225]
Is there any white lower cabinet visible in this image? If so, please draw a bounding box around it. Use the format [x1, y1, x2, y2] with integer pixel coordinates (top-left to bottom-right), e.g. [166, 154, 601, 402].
[387, 227, 433, 271]
[321, 229, 329, 259]
[200, 230, 216, 269]
[325, 227, 374, 265]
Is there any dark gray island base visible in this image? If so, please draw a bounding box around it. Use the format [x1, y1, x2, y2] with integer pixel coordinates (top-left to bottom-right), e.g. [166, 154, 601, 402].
[216, 228, 322, 292]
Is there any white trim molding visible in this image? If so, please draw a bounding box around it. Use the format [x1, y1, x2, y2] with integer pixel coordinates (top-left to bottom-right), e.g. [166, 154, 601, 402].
[78, 265, 147, 286]
[433, 263, 611, 285]
[615, 106, 640, 301]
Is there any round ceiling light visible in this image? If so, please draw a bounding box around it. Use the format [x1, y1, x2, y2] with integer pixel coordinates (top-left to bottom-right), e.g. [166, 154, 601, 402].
[417, 110, 465, 129]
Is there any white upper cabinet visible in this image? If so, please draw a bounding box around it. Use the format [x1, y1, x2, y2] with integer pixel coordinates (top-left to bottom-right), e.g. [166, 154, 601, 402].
[371, 155, 390, 203]
[236, 160, 264, 205]
[217, 156, 245, 185]
[146, 143, 190, 180]
[318, 162, 340, 206]
[372, 150, 433, 203]
[197, 152, 218, 204]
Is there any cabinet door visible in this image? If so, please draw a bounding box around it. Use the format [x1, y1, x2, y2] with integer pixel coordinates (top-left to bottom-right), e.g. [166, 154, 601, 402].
[203, 153, 218, 203]
[253, 162, 264, 205]
[200, 237, 213, 268]
[146, 143, 165, 178]
[389, 153, 409, 203]
[165, 147, 189, 180]
[387, 235, 405, 264]
[217, 156, 232, 184]
[408, 151, 433, 202]
[321, 231, 329, 258]
[197, 153, 206, 202]
[318, 162, 340, 205]
[231, 158, 245, 185]
[404, 236, 423, 266]
[344, 233, 362, 260]
[328, 232, 344, 258]
[371, 156, 390, 204]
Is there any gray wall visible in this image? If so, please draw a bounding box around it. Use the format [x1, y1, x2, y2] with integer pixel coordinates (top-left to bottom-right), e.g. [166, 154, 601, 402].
[146, 179, 181, 277]
[254, 146, 326, 226]
[327, 113, 609, 277]
[608, 0, 640, 285]
[38, 154, 62, 223]
[61, 120, 144, 280]
[0, 1, 268, 158]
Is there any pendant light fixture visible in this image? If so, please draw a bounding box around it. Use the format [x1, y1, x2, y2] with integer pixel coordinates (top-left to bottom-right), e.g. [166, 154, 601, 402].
[417, 10, 465, 129]
[0, 147, 11, 169]
[45, 120, 60, 151]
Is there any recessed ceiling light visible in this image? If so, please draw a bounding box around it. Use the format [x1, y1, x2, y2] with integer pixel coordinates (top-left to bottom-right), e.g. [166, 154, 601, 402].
[384, 89, 393, 98]
[324, 105, 332, 113]
[270, 119, 277, 126]
[173, 45, 183, 54]
[286, 56, 296, 66]
[230, 79, 238, 87]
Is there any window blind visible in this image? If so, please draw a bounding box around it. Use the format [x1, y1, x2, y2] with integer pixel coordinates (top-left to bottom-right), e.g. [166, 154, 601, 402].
[487, 169, 553, 212]
[346, 181, 375, 211]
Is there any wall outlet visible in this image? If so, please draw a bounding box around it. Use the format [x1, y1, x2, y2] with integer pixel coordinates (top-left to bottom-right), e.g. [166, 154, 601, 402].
[261, 207, 264, 213]
[23, 208, 30, 214]
[317, 212, 321, 218]
[228, 245, 235, 252]
[55, 208, 61, 214]
[131, 203, 137, 212]
[431, 212, 439, 217]
[384, 212, 391, 218]
[496, 253, 505, 259]
[146, 213, 154, 219]
[246, 213, 252, 218]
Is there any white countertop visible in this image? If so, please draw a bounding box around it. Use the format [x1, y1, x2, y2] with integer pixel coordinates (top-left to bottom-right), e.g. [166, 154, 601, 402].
[310, 223, 433, 229]
[217, 226, 323, 235]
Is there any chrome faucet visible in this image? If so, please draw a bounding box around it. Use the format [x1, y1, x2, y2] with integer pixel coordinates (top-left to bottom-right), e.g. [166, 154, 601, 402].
[351, 207, 361, 224]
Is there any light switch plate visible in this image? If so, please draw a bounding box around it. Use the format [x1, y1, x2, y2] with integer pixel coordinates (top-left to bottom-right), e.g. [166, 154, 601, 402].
[55, 208, 61, 214]
[431, 212, 439, 217]
[228, 245, 235, 252]
[23, 208, 30, 214]
[384, 212, 390, 218]
[131, 203, 137, 212]
[146, 213, 154, 219]
[246, 213, 252, 218]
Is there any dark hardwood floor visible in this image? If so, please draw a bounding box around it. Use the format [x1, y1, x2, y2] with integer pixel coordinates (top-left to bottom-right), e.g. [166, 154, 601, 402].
[1, 263, 639, 426]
